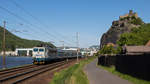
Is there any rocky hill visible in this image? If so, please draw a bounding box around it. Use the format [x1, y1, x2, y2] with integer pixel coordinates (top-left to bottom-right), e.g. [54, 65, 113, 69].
[100, 10, 144, 48]
[0, 26, 55, 51]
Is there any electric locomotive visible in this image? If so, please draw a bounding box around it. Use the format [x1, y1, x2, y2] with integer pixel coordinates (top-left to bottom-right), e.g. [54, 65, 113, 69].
[32, 46, 82, 64]
[32, 46, 57, 64]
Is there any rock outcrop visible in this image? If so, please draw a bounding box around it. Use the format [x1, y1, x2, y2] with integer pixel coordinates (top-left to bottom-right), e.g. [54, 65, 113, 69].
[100, 10, 142, 49]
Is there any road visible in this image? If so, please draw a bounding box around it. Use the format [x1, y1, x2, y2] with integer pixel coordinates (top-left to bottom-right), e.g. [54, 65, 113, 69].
[84, 59, 132, 84]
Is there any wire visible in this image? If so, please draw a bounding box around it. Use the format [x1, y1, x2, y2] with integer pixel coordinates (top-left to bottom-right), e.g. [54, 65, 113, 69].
[8, 0, 76, 46]
[0, 5, 56, 42]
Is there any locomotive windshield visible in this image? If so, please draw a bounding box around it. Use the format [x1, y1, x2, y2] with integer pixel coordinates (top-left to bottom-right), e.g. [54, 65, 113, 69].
[33, 48, 38, 52]
[39, 49, 44, 52]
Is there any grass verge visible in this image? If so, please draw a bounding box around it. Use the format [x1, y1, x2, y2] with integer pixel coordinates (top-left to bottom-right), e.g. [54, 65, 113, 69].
[98, 65, 150, 84]
[50, 57, 96, 84]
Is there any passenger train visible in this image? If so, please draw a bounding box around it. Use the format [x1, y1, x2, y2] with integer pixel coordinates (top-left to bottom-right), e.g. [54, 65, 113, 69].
[32, 46, 81, 64]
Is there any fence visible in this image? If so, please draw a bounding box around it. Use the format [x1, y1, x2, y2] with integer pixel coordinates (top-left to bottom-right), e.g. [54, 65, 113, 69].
[98, 54, 116, 66]
[98, 53, 150, 81]
[116, 54, 150, 81]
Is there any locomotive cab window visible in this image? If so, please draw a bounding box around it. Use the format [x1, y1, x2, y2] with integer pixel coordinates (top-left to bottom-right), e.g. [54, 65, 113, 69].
[33, 48, 38, 52]
[39, 49, 44, 52]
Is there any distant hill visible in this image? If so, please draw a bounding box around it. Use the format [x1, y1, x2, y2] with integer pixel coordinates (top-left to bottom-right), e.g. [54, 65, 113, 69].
[0, 26, 55, 51]
[89, 45, 99, 50]
[100, 10, 144, 48]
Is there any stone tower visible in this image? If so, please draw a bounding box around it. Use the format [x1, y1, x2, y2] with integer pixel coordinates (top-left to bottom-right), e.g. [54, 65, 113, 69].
[129, 10, 133, 15]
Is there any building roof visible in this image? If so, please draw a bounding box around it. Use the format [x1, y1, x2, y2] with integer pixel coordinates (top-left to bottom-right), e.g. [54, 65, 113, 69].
[145, 40, 150, 46]
[125, 46, 150, 54]
[16, 48, 33, 50]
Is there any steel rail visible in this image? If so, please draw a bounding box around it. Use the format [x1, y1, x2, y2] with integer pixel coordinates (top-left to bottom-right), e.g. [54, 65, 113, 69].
[0, 60, 69, 84]
[13, 62, 67, 84]
[0, 64, 37, 76]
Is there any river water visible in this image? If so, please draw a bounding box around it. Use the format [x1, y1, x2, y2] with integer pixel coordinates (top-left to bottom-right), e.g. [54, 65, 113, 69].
[0, 56, 33, 69]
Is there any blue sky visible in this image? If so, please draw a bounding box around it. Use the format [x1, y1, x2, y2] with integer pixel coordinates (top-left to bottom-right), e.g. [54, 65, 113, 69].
[0, 0, 150, 48]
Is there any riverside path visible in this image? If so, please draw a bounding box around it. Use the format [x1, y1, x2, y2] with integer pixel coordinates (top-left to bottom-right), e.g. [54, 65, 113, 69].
[84, 59, 132, 84]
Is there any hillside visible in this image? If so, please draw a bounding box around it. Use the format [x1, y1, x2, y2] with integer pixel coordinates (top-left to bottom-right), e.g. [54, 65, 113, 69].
[0, 26, 55, 51]
[100, 10, 144, 48]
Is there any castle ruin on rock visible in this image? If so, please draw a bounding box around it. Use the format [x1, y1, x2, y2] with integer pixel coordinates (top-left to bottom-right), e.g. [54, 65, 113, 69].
[100, 10, 141, 49]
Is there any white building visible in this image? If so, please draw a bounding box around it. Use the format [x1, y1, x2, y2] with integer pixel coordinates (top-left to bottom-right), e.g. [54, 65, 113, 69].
[80, 47, 98, 56]
[89, 49, 97, 56]
[0, 48, 33, 56]
[62, 47, 77, 51]
[0, 51, 16, 56]
[15, 48, 33, 56]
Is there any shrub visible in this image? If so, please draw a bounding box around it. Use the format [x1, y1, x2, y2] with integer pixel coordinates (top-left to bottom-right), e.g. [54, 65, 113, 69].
[130, 18, 143, 25]
[117, 24, 150, 46]
[98, 45, 121, 54]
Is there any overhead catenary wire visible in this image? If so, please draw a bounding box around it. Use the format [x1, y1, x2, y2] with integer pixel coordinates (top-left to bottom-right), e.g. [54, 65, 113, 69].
[6, 23, 48, 41]
[0, 5, 57, 42]
[8, 22, 54, 42]
[0, 22, 46, 44]
[0, 3, 73, 46]
[7, 0, 76, 46]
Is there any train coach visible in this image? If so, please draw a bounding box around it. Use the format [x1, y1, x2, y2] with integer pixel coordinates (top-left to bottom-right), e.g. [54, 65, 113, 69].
[32, 46, 81, 64]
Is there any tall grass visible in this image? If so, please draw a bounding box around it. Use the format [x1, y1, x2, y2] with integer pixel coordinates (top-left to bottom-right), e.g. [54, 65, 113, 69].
[50, 56, 96, 84]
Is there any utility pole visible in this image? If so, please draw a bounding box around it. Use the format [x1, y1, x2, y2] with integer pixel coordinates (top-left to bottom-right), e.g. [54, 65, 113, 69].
[60, 41, 64, 49]
[60, 41, 68, 62]
[76, 32, 79, 62]
[2, 21, 6, 69]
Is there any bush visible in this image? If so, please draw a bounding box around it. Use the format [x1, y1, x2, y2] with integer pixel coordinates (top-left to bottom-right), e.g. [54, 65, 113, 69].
[130, 18, 143, 25]
[117, 24, 150, 46]
[98, 45, 121, 54]
[120, 16, 143, 25]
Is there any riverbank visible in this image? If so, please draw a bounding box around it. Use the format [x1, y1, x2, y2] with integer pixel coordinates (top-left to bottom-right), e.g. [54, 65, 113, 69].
[0, 56, 32, 69]
[50, 57, 96, 84]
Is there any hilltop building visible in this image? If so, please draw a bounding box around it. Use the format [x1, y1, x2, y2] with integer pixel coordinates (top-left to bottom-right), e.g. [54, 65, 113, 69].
[119, 10, 138, 19]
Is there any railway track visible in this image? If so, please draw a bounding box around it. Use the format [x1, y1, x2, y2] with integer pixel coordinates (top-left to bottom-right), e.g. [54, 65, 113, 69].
[0, 65, 37, 76]
[0, 60, 72, 84]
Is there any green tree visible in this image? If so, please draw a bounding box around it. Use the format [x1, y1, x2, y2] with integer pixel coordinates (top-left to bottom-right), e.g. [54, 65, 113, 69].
[117, 24, 150, 46]
[130, 18, 143, 25]
[98, 45, 120, 54]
